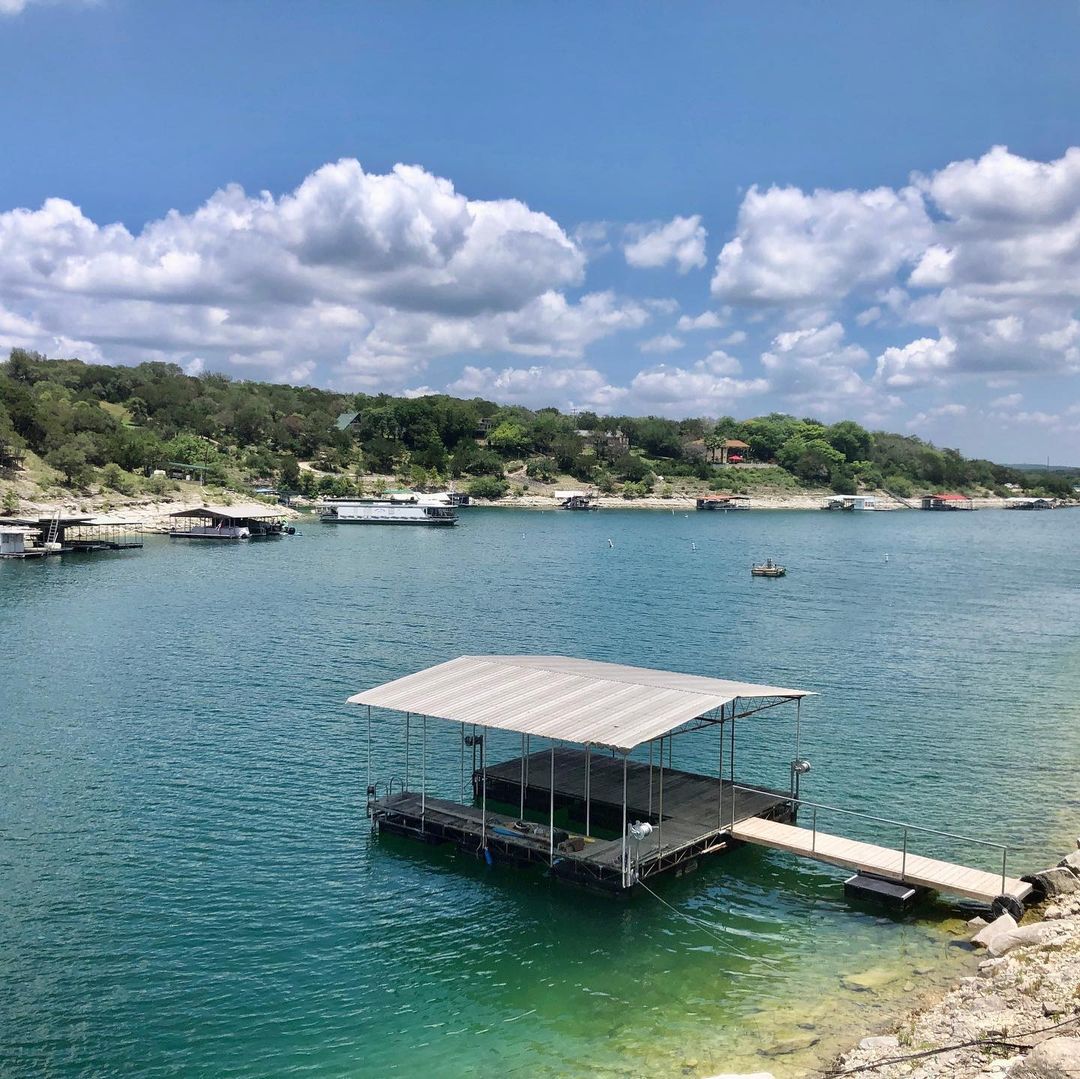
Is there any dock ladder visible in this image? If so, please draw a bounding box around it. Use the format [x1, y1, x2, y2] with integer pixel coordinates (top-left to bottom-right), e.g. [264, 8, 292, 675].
[45, 510, 61, 549]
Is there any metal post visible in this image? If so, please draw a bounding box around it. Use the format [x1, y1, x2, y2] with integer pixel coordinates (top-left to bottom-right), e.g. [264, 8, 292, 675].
[460, 721, 465, 803]
[585, 745, 592, 836]
[366, 705, 371, 797]
[812, 807, 817, 853]
[621, 752, 629, 888]
[658, 735, 665, 854]
[481, 726, 487, 850]
[1001, 849, 1007, 896]
[549, 743, 556, 864]
[405, 713, 410, 792]
[520, 733, 526, 819]
[648, 740, 654, 817]
[717, 712, 724, 829]
[901, 828, 907, 880]
[421, 714, 427, 825]
[729, 715, 736, 829]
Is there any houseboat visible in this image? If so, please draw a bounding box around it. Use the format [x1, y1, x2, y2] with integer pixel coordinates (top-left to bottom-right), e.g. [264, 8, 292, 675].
[696, 494, 751, 511]
[822, 495, 878, 511]
[169, 503, 293, 540]
[320, 498, 457, 526]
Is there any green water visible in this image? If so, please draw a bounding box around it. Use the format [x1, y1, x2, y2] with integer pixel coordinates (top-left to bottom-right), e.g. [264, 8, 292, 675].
[2, 508, 1079, 1078]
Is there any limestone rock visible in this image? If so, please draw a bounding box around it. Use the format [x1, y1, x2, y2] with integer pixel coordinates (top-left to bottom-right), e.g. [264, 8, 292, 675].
[968, 915, 990, 929]
[1013, 1035, 1080, 1077]
[1059, 850, 1080, 873]
[842, 966, 901, 992]
[858, 1035, 900, 1050]
[972, 912, 1018, 950]
[990, 921, 1063, 957]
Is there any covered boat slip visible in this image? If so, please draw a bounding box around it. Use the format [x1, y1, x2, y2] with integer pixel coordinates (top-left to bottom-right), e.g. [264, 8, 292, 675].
[168, 503, 291, 540]
[353, 655, 809, 892]
[353, 656, 1031, 906]
[0, 514, 142, 553]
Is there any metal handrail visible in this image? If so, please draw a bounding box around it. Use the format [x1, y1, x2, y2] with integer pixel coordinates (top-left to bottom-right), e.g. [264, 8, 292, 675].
[731, 784, 1012, 895]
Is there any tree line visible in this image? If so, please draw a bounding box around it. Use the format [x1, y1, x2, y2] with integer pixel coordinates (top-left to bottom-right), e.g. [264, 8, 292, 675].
[0, 349, 1074, 500]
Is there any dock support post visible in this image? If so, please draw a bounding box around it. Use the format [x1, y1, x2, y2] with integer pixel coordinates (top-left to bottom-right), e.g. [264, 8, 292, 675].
[621, 752, 629, 887]
[481, 726, 487, 852]
[460, 722, 465, 803]
[421, 714, 427, 827]
[901, 828, 907, 879]
[729, 712, 736, 829]
[648, 740, 653, 817]
[717, 710, 724, 830]
[658, 736, 665, 855]
[585, 745, 592, 837]
[366, 705, 371, 801]
[549, 743, 556, 865]
[520, 734, 526, 819]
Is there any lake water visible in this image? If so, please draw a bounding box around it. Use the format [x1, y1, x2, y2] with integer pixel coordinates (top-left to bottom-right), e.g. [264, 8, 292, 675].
[2, 507, 1079, 1078]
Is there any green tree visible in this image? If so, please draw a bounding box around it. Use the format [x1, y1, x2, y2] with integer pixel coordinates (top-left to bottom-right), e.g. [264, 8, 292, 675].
[46, 442, 93, 486]
[486, 420, 530, 457]
[466, 476, 509, 499]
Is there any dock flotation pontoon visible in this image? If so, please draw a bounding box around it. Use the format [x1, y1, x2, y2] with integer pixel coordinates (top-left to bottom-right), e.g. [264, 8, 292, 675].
[350, 656, 1030, 909]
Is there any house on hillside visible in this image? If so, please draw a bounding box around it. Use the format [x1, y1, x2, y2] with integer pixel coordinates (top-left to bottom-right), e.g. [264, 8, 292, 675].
[719, 439, 750, 465]
[336, 411, 361, 433]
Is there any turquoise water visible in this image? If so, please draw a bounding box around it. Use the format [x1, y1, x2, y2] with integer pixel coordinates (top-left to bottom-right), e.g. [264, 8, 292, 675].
[2, 508, 1079, 1077]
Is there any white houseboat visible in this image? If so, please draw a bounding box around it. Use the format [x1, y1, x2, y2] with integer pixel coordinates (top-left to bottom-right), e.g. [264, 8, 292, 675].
[320, 497, 457, 526]
[169, 503, 293, 540]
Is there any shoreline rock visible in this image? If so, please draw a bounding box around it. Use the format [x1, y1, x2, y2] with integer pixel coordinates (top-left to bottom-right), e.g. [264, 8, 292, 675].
[832, 845, 1080, 1078]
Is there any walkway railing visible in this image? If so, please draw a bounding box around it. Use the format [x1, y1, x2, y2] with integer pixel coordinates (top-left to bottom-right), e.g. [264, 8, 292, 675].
[730, 785, 1011, 895]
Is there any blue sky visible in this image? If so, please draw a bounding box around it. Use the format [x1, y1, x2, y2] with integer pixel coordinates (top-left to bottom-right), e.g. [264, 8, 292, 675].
[3, 1, 1080, 461]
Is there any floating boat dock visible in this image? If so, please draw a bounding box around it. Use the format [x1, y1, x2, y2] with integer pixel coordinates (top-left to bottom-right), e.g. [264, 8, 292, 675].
[0, 514, 142, 554]
[351, 656, 1030, 908]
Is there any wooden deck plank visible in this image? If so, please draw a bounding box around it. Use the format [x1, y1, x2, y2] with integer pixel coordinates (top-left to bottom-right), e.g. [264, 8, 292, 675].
[730, 817, 1030, 903]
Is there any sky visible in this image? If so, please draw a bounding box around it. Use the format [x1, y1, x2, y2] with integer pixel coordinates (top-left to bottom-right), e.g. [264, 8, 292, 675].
[2, 2, 1080, 461]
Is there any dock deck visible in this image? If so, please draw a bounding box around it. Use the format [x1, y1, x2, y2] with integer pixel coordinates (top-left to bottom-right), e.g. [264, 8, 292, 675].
[731, 816, 1032, 904]
[372, 747, 794, 892]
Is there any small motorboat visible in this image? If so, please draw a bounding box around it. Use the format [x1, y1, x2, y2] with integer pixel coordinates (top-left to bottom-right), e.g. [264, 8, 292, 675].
[751, 559, 786, 578]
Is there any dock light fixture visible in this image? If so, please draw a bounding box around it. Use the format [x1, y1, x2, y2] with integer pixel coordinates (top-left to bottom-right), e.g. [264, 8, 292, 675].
[790, 758, 811, 799]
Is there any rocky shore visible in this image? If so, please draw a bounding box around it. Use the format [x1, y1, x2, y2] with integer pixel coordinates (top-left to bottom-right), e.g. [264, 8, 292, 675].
[714, 846, 1080, 1079]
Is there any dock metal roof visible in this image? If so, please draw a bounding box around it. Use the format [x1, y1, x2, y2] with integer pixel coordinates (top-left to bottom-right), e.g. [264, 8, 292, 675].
[169, 503, 283, 521]
[348, 655, 810, 751]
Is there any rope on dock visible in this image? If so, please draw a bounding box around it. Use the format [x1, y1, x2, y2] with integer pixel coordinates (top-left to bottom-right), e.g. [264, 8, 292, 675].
[814, 1009, 1080, 1076]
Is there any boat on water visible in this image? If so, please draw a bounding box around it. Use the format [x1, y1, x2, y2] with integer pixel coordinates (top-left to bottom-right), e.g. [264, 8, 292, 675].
[822, 495, 878, 511]
[321, 497, 457, 526]
[554, 489, 598, 510]
[751, 559, 786, 577]
[168, 503, 293, 541]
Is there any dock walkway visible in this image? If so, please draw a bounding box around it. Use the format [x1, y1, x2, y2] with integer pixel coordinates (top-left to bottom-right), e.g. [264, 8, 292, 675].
[731, 816, 1031, 904]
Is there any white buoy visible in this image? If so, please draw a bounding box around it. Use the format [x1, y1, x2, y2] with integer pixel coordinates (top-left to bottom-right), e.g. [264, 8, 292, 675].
[885, 552, 890, 563]
[607, 538, 614, 548]
[691, 542, 698, 552]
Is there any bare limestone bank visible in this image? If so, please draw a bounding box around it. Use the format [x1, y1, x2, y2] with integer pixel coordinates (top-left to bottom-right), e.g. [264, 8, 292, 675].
[710, 845, 1080, 1079]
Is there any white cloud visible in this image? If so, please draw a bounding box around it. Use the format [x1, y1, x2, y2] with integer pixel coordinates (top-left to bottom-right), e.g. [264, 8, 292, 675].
[628, 363, 767, 414]
[624, 215, 707, 274]
[676, 310, 723, 332]
[639, 333, 683, 354]
[448, 364, 626, 410]
[711, 184, 931, 305]
[990, 392, 1023, 408]
[718, 329, 747, 346]
[0, 0, 92, 14]
[855, 306, 881, 326]
[874, 335, 957, 388]
[0, 159, 670, 392]
[907, 403, 967, 429]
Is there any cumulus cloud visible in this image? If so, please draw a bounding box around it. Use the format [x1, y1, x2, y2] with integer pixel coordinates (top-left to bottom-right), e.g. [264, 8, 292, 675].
[711, 184, 931, 305]
[676, 310, 724, 332]
[0, 159, 670, 391]
[448, 364, 626, 410]
[709, 145, 1080, 398]
[624, 215, 707, 273]
[907, 403, 967, 430]
[639, 333, 683, 354]
[0, 0, 92, 14]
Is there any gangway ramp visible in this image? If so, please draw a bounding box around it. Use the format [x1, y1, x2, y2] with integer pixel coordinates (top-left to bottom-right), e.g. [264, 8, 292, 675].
[731, 816, 1032, 904]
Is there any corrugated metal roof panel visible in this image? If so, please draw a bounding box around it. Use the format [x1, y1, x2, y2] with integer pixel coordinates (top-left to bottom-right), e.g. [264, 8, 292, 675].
[348, 655, 810, 751]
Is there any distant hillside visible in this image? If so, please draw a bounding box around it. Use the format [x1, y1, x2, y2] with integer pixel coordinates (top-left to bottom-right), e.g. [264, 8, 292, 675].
[1, 348, 1076, 502]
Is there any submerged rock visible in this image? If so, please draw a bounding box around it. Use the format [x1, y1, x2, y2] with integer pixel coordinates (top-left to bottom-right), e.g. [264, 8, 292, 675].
[841, 966, 902, 992]
[858, 1035, 899, 1050]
